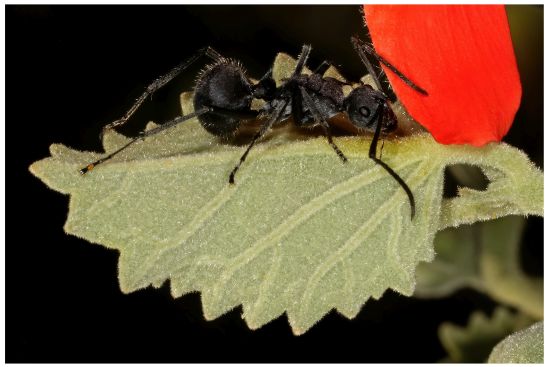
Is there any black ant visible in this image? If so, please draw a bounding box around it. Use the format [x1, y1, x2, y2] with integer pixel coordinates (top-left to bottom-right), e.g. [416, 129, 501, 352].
[80, 37, 427, 218]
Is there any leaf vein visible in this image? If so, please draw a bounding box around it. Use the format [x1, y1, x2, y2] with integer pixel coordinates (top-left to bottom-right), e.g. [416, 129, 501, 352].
[247, 246, 283, 321]
[212, 159, 422, 304]
[299, 161, 429, 315]
[84, 172, 132, 217]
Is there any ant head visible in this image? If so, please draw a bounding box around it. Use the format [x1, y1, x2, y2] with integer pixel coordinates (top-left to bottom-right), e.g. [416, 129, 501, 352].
[344, 85, 396, 133]
[194, 60, 253, 136]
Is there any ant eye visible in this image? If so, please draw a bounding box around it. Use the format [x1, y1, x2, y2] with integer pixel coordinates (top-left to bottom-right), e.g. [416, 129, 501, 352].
[359, 106, 371, 117]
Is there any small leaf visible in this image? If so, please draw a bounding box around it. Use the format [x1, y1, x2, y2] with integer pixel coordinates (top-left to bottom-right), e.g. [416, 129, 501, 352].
[415, 216, 543, 319]
[29, 53, 542, 335]
[480, 217, 543, 319]
[488, 321, 543, 363]
[414, 222, 484, 297]
[439, 307, 534, 363]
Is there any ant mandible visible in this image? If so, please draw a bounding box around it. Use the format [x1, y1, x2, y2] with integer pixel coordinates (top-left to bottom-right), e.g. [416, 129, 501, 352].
[80, 36, 427, 218]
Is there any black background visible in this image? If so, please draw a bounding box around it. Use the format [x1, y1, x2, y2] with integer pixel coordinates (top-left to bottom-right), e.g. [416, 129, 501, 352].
[6, 5, 543, 362]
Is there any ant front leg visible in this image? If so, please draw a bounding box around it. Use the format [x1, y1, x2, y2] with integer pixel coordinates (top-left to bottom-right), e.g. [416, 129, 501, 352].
[102, 47, 224, 135]
[299, 87, 348, 163]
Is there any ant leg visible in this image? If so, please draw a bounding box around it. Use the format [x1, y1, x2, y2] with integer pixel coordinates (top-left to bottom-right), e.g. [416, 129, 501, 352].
[299, 87, 348, 163]
[80, 107, 211, 174]
[369, 103, 416, 218]
[207, 107, 259, 121]
[293, 44, 312, 76]
[229, 99, 289, 184]
[351, 36, 428, 97]
[313, 60, 332, 75]
[314, 60, 353, 87]
[291, 85, 306, 126]
[102, 47, 223, 134]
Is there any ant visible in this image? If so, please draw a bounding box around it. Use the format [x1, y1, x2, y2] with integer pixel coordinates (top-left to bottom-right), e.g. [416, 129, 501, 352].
[80, 37, 427, 218]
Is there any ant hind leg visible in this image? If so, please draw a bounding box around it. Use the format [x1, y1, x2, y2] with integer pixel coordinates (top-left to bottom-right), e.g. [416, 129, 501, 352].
[101, 47, 224, 135]
[80, 107, 211, 174]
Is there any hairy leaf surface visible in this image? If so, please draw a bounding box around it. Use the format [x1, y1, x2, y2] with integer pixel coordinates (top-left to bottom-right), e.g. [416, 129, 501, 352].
[29, 53, 543, 334]
[439, 307, 534, 363]
[416, 216, 543, 319]
[488, 321, 543, 363]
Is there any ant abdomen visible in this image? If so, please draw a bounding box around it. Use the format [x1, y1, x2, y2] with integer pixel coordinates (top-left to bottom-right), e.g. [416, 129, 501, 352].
[193, 60, 253, 136]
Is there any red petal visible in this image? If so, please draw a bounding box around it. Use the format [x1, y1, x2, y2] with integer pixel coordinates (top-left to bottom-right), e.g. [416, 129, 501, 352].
[363, 5, 521, 146]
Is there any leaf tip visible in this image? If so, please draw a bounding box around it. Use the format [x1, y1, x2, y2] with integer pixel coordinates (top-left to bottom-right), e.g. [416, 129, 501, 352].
[28, 160, 41, 177]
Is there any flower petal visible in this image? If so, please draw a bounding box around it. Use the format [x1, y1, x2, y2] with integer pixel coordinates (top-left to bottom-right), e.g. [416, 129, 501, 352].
[363, 5, 522, 146]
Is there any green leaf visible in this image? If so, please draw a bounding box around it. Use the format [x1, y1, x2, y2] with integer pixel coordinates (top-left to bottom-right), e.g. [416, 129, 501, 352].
[29, 53, 543, 335]
[439, 307, 535, 363]
[415, 216, 543, 319]
[414, 221, 484, 297]
[488, 321, 543, 363]
[480, 217, 543, 319]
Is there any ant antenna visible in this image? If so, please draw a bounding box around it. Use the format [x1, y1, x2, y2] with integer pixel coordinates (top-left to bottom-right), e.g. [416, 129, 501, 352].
[369, 102, 415, 218]
[351, 37, 385, 94]
[351, 36, 428, 96]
